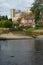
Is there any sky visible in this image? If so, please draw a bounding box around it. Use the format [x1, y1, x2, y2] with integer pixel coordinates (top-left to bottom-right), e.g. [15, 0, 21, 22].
[0, 0, 34, 18]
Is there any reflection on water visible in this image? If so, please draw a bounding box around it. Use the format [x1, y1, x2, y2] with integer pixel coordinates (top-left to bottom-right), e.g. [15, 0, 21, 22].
[0, 39, 43, 65]
[34, 39, 41, 65]
[34, 39, 43, 65]
[35, 39, 41, 51]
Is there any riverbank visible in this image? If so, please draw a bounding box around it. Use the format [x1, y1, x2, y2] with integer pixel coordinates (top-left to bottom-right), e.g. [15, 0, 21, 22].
[0, 29, 43, 40]
[37, 35, 43, 39]
[0, 32, 32, 40]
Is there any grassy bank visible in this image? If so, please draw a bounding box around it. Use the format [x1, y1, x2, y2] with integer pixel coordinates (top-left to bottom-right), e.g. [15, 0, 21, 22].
[0, 28, 43, 38]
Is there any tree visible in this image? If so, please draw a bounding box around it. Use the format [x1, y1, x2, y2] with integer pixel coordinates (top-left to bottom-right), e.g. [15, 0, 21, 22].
[27, 12, 33, 17]
[1, 15, 8, 20]
[31, 0, 43, 24]
[0, 16, 13, 28]
[5, 15, 8, 20]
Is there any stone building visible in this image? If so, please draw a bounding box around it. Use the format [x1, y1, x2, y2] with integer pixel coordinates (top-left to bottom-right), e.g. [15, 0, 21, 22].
[10, 9, 21, 21]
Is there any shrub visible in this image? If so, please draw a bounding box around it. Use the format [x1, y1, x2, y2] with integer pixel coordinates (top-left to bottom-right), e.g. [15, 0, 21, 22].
[0, 20, 13, 28]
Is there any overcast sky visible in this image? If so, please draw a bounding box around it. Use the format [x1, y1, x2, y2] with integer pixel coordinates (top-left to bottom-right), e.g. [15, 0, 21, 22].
[0, 0, 34, 17]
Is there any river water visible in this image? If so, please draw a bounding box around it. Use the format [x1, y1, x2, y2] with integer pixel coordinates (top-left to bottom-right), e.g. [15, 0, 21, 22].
[0, 38, 43, 65]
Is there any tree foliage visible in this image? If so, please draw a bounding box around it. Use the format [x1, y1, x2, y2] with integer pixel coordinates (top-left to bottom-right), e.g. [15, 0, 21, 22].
[0, 16, 13, 28]
[31, 0, 43, 24]
[27, 12, 33, 17]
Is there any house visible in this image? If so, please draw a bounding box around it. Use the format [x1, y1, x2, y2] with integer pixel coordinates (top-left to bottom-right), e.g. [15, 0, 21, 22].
[10, 8, 35, 27]
[10, 9, 22, 21]
[21, 17, 35, 27]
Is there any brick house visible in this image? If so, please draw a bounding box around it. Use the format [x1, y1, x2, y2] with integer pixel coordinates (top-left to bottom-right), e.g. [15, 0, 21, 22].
[21, 17, 35, 27]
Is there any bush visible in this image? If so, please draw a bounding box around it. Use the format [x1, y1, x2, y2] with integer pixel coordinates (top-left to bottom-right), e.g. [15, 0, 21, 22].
[0, 15, 13, 28]
[0, 20, 13, 28]
[3, 20, 13, 28]
[0, 22, 2, 27]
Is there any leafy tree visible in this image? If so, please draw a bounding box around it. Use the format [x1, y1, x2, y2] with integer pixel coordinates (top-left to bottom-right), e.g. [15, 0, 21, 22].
[1, 15, 8, 20]
[27, 12, 33, 17]
[0, 20, 12, 28]
[0, 16, 13, 28]
[5, 15, 8, 20]
[31, 0, 43, 24]
[0, 21, 2, 27]
[4, 20, 12, 28]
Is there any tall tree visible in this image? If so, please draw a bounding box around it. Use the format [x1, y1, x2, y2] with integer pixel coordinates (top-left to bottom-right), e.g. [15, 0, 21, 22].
[31, 0, 43, 24]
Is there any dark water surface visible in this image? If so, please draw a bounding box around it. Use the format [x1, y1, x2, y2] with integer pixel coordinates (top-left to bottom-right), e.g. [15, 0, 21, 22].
[0, 38, 43, 65]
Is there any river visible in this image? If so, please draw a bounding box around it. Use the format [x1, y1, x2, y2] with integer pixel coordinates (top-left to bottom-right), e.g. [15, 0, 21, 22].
[0, 38, 43, 65]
